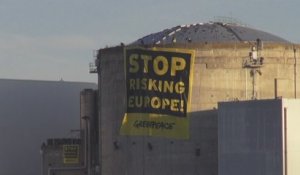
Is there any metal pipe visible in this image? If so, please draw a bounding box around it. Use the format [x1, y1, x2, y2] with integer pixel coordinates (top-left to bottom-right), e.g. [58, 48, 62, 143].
[251, 69, 256, 99]
[245, 69, 248, 99]
[82, 116, 90, 175]
[293, 46, 297, 98]
[97, 50, 102, 175]
[275, 79, 278, 98]
[40, 148, 44, 175]
[284, 107, 288, 175]
[87, 117, 91, 175]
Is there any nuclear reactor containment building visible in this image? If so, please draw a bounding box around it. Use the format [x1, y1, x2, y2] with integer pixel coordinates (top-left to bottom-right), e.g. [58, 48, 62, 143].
[95, 22, 300, 175]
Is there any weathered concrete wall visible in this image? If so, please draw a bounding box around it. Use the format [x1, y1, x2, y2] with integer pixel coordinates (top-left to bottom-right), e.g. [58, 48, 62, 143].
[97, 42, 300, 175]
[191, 43, 299, 109]
[98, 47, 127, 175]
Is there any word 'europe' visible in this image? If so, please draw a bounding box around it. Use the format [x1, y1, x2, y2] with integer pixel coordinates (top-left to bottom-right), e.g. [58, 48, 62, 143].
[126, 49, 191, 116]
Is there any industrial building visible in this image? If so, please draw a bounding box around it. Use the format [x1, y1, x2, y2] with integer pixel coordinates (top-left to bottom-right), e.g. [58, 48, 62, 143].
[40, 21, 300, 175]
[94, 22, 300, 175]
[41, 138, 84, 175]
[41, 89, 98, 175]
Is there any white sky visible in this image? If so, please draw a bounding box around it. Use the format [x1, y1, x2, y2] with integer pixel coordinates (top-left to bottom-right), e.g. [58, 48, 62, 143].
[0, 0, 299, 82]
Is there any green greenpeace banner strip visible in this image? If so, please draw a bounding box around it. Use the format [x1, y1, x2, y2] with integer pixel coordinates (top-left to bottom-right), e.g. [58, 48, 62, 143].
[120, 47, 195, 139]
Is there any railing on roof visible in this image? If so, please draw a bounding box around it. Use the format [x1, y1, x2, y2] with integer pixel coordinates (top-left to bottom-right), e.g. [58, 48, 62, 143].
[212, 16, 248, 27]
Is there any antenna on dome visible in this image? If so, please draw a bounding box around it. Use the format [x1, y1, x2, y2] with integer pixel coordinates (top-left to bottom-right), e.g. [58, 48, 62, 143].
[212, 16, 247, 26]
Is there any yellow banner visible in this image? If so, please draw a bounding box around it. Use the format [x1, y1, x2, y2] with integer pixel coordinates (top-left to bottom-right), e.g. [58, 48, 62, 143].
[120, 47, 195, 139]
[63, 145, 79, 164]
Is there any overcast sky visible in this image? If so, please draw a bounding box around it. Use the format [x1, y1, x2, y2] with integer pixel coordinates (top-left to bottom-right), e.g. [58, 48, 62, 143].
[0, 0, 299, 82]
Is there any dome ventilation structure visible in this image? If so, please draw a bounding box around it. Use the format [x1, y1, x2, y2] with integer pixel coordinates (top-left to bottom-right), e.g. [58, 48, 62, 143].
[130, 22, 289, 46]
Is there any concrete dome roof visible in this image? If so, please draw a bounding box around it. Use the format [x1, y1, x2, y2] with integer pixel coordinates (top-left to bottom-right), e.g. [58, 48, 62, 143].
[131, 22, 289, 46]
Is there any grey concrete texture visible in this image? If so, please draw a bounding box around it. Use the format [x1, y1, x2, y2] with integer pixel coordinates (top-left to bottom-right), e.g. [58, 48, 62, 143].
[98, 46, 218, 175]
[97, 41, 300, 175]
